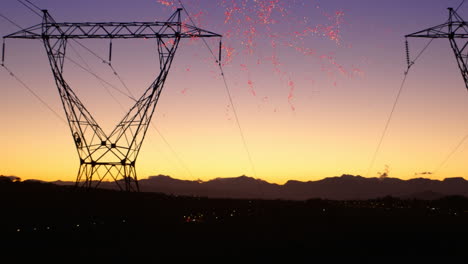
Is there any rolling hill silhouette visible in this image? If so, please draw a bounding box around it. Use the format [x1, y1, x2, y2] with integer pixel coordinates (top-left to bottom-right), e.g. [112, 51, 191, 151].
[53, 174, 468, 200]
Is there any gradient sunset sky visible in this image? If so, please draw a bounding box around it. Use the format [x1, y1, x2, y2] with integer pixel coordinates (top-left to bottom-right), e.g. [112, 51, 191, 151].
[2, 0, 468, 184]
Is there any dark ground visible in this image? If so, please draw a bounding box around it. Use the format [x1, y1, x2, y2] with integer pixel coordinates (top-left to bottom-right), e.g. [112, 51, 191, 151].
[1, 179, 467, 262]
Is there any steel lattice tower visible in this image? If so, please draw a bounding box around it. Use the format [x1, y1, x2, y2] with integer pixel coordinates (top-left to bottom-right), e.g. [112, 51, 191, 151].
[406, 8, 468, 90]
[3, 9, 221, 191]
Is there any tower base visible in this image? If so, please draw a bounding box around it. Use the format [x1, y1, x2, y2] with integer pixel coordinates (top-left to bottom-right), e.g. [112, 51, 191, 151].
[75, 163, 139, 192]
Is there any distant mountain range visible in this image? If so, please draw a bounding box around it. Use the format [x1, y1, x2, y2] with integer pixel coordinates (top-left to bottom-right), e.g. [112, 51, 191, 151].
[52, 174, 468, 200]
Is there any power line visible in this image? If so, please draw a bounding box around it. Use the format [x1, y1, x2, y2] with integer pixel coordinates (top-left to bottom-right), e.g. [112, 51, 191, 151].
[65, 55, 136, 101]
[1, 65, 67, 124]
[69, 40, 136, 101]
[0, 11, 132, 121]
[108, 63, 135, 99]
[68, 42, 127, 110]
[16, 0, 136, 106]
[15, 0, 42, 17]
[150, 123, 194, 179]
[23, 0, 42, 12]
[365, 73, 409, 177]
[71, 40, 136, 99]
[0, 13, 24, 29]
[366, 38, 434, 177]
[177, 0, 258, 179]
[1, 12, 66, 123]
[3, 0, 122, 103]
[218, 67, 258, 178]
[407, 38, 434, 71]
[72, 40, 107, 63]
[433, 132, 468, 174]
[456, 0, 466, 11]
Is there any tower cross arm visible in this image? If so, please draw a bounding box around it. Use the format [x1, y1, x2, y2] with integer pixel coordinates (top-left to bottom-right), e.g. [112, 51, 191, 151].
[405, 22, 468, 39]
[405, 8, 468, 91]
[3, 21, 222, 39]
[406, 8, 468, 39]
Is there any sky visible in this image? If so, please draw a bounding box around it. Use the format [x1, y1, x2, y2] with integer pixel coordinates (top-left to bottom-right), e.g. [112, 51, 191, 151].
[2, 0, 468, 184]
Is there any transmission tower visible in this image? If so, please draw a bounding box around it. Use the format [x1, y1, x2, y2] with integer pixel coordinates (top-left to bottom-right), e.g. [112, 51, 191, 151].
[406, 8, 468, 90]
[3, 8, 221, 191]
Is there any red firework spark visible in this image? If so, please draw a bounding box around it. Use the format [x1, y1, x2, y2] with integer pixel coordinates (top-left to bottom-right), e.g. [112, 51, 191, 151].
[287, 78, 295, 112]
[157, 0, 174, 7]
[247, 79, 256, 96]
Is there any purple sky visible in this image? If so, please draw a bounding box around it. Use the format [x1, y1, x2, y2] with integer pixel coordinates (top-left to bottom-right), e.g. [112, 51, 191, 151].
[2, 0, 468, 184]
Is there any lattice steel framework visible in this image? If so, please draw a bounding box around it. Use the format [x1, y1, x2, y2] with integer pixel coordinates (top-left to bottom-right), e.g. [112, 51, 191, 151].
[3, 9, 221, 191]
[406, 8, 468, 90]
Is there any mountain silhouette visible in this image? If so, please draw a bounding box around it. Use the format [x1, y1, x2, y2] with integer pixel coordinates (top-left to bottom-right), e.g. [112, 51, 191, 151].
[52, 174, 468, 200]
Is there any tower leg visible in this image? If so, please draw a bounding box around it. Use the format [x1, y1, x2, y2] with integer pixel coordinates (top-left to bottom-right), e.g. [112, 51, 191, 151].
[75, 163, 139, 192]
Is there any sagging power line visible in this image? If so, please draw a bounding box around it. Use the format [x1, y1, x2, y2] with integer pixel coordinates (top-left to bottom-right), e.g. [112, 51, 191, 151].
[178, 0, 258, 179]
